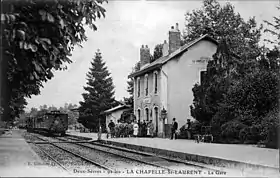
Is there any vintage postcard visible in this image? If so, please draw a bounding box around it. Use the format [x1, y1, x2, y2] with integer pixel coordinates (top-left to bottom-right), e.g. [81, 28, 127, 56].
[0, 0, 279, 177]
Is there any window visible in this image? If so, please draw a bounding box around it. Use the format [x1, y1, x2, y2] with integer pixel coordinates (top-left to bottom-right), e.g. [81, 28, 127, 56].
[200, 71, 207, 84]
[145, 74, 148, 96]
[137, 109, 141, 121]
[145, 108, 149, 121]
[137, 77, 140, 97]
[154, 72, 158, 94]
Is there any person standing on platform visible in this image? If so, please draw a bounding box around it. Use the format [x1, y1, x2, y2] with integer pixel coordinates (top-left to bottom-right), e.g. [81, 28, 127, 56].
[108, 120, 115, 138]
[115, 120, 121, 138]
[138, 121, 142, 137]
[147, 121, 151, 137]
[171, 118, 178, 140]
[147, 120, 154, 138]
[149, 120, 155, 138]
[186, 119, 191, 139]
[143, 120, 147, 137]
[133, 121, 139, 137]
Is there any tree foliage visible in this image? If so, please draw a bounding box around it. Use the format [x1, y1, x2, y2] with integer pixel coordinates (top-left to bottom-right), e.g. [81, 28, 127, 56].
[189, 0, 279, 147]
[1, 0, 107, 121]
[183, 0, 262, 59]
[150, 43, 163, 63]
[78, 50, 116, 130]
[264, 6, 280, 46]
[191, 38, 279, 146]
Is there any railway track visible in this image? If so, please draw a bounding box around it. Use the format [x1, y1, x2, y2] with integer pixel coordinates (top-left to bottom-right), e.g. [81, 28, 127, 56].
[23, 132, 276, 177]
[40, 135, 224, 172]
[29, 133, 201, 171]
[25, 132, 242, 177]
[32, 134, 114, 172]
[35, 135, 172, 171]
[55, 136, 226, 172]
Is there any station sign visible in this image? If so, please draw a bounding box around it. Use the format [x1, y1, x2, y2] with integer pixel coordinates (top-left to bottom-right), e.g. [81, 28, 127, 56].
[143, 98, 151, 104]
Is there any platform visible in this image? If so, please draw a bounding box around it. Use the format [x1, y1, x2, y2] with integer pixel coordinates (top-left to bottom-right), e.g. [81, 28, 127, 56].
[0, 129, 68, 177]
[69, 131, 279, 177]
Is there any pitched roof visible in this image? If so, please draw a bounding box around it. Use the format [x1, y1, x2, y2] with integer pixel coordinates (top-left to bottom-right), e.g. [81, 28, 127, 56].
[102, 104, 131, 114]
[129, 34, 218, 78]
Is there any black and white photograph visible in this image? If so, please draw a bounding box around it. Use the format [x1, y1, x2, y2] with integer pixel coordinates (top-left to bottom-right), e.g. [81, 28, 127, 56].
[0, 0, 279, 177]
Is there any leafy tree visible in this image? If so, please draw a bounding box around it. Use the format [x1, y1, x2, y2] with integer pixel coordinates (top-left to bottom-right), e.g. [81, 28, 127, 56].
[58, 103, 79, 126]
[183, 0, 262, 59]
[191, 39, 240, 125]
[134, 61, 141, 72]
[185, 0, 263, 125]
[29, 107, 38, 117]
[79, 50, 116, 131]
[124, 60, 144, 109]
[264, 6, 280, 46]
[1, 0, 107, 122]
[127, 73, 134, 97]
[151, 43, 163, 63]
[191, 38, 280, 144]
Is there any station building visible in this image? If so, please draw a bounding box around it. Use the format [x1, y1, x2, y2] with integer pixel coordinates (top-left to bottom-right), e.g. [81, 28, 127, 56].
[103, 104, 131, 131]
[129, 23, 218, 137]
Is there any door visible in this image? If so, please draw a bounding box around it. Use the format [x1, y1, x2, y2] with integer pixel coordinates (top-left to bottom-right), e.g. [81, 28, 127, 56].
[154, 107, 159, 135]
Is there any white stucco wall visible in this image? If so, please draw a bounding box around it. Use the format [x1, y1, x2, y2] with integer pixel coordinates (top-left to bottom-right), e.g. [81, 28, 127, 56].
[162, 40, 217, 128]
[105, 108, 130, 130]
[134, 70, 161, 121]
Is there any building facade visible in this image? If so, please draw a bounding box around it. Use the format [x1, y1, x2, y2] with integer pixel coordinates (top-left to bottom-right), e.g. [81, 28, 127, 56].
[129, 23, 218, 137]
[103, 104, 131, 131]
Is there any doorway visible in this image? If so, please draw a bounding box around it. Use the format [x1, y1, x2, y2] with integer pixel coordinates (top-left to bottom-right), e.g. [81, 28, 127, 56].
[154, 107, 159, 135]
[145, 108, 149, 121]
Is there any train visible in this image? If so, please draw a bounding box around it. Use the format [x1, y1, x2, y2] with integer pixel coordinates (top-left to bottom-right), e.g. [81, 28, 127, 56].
[26, 110, 68, 136]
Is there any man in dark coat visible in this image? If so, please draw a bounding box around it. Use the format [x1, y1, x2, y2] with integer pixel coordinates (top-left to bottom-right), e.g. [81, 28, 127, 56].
[186, 119, 191, 139]
[142, 120, 147, 137]
[108, 120, 115, 138]
[171, 118, 178, 140]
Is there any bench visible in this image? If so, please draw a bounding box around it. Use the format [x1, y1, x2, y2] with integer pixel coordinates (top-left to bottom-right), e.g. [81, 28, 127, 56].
[194, 134, 213, 143]
[194, 126, 213, 143]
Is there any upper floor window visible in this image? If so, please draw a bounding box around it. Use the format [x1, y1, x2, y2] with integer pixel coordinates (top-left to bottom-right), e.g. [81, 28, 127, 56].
[200, 71, 207, 84]
[137, 77, 140, 97]
[154, 71, 158, 94]
[145, 74, 148, 96]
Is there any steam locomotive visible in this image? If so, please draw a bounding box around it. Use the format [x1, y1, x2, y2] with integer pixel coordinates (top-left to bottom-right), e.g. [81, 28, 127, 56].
[26, 110, 68, 136]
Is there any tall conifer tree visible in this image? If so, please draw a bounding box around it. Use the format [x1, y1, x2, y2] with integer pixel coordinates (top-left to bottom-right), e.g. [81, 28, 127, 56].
[79, 49, 116, 131]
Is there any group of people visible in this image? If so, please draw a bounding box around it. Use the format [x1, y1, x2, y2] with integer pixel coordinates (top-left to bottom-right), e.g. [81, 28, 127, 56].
[170, 118, 191, 140]
[107, 117, 191, 140]
[132, 119, 154, 137]
[107, 119, 155, 138]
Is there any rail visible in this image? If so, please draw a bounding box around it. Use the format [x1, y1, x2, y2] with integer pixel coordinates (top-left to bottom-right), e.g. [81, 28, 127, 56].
[33, 135, 115, 172]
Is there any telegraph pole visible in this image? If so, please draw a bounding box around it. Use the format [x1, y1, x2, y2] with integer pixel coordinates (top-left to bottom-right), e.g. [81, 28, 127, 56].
[97, 117, 101, 140]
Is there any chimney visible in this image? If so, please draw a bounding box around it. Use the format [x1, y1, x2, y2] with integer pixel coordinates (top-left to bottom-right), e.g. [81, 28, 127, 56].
[169, 23, 181, 54]
[140, 44, 150, 68]
[162, 40, 169, 56]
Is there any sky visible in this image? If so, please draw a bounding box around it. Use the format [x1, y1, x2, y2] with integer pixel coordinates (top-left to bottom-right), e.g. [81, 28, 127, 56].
[25, 0, 279, 111]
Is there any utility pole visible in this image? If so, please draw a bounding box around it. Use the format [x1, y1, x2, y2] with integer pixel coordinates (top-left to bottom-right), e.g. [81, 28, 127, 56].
[97, 117, 101, 140]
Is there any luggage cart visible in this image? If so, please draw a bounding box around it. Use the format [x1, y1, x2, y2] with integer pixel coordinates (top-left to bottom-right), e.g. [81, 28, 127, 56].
[201, 126, 213, 143]
[194, 126, 213, 143]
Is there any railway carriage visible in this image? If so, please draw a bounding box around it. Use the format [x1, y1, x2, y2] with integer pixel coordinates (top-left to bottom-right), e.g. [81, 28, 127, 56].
[26, 110, 68, 136]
